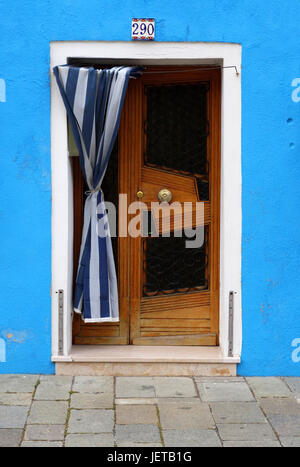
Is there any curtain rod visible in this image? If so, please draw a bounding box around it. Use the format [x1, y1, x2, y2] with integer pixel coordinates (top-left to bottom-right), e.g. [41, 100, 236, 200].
[50, 65, 240, 77]
[137, 65, 240, 76]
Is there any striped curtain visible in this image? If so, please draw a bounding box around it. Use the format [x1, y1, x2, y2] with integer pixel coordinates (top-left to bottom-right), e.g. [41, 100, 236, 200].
[53, 65, 138, 322]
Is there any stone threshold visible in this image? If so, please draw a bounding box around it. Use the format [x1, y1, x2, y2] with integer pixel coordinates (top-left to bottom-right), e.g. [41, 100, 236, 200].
[53, 346, 239, 376]
[52, 345, 240, 364]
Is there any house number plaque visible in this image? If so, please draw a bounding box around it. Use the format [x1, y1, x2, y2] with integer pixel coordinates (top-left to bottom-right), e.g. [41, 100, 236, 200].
[131, 18, 155, 40]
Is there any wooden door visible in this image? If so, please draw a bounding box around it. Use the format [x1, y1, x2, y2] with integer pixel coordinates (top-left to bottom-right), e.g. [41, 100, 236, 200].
[128, 67, 221, 345]
[72, 66, 221, 346]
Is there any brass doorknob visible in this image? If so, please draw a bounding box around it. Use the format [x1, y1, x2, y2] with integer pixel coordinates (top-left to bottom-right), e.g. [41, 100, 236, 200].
[158, 188, 172, 203]
[136, 190, 144, 199]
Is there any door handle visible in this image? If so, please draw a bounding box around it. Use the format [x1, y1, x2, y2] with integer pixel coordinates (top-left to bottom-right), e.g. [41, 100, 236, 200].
[136, 190, 144, 199]
[158, 188, 172, 203]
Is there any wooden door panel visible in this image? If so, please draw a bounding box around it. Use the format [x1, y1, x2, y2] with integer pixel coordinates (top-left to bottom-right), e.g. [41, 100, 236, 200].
[72, 89, 132, 345]
[146, 201, 210, 235]
[141, 306, 210, 319]
[141, 292, 210, 309]
[133, 335, 217, 346]
[142, 167, 198, 196]
[142, 181, 198, 204]
[141, 318, 210, 329]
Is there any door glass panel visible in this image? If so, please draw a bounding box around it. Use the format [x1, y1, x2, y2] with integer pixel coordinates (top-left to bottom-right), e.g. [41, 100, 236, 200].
[143, 82, 210, 297]
[144, 82, 209, 198]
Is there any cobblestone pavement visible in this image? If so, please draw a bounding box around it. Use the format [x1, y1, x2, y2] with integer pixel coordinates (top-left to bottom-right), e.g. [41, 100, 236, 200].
[0, 375, 299, 447]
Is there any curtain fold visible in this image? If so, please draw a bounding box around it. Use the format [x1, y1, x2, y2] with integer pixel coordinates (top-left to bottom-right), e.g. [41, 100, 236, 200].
[53, 65, 138, 322]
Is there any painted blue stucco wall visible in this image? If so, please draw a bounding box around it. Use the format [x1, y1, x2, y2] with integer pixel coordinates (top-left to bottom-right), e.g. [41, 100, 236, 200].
[0, 0, 299, 375]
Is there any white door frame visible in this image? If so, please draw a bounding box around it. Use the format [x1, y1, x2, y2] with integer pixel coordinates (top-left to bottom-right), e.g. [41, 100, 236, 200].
[50, 41, 242, 359]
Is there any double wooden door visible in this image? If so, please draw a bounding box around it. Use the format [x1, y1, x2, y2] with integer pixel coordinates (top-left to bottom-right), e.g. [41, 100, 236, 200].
[73, 66, 221, 346]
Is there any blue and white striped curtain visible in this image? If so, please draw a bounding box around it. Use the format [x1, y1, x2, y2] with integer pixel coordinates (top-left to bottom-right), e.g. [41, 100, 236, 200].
[53, 65, 138, 322]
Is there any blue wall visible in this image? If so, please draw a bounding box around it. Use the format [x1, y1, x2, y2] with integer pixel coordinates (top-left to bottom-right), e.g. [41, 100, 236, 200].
[0, 0, 299, 375]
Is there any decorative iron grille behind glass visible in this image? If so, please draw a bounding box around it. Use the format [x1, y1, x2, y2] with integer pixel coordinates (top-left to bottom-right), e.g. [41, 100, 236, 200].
[143, 228, 209, 296]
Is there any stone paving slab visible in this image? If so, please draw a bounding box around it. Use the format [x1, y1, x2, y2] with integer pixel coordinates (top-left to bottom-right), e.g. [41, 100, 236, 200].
[117, 442, 163, 447]
[210, 401, 266, 424]
[115, 398, 157, 405]
[153, 377, 197, 398]
[0, 375, 39, 393]
[283, 377, 300, 390]
[196, 380, 254, 402]
[73, 376, 113, 394]
[21, 441, 63, 447]
[0, 406, 29, 428]
[115, 424, 161, 444]
[259, 397, 300, 415]
[116, 377, 155, 398]
[156, 397, 200, 404]
[158, 400, 215, 430]
[34, 376, 72, 401]
[0, 429, 23, 447]
[116, 404, 158, 425]
[68, 409, 114, 433]
[24, 424, 65, 441]
[65, 433, 114, 447]
[223, 440, 281, 447]
[246, 377, 291, 398]
[279, 436, 300, 447]
[0, 393, 32, 406]
[283, 377, 300, 399]
[195, 377, 244, 383]
[267, 414, 300, 437]
[28, 401, 68, 425]
[217, 423, 277, 441]
[70, 392, 114, 409]
[163, 429, 221, 447]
